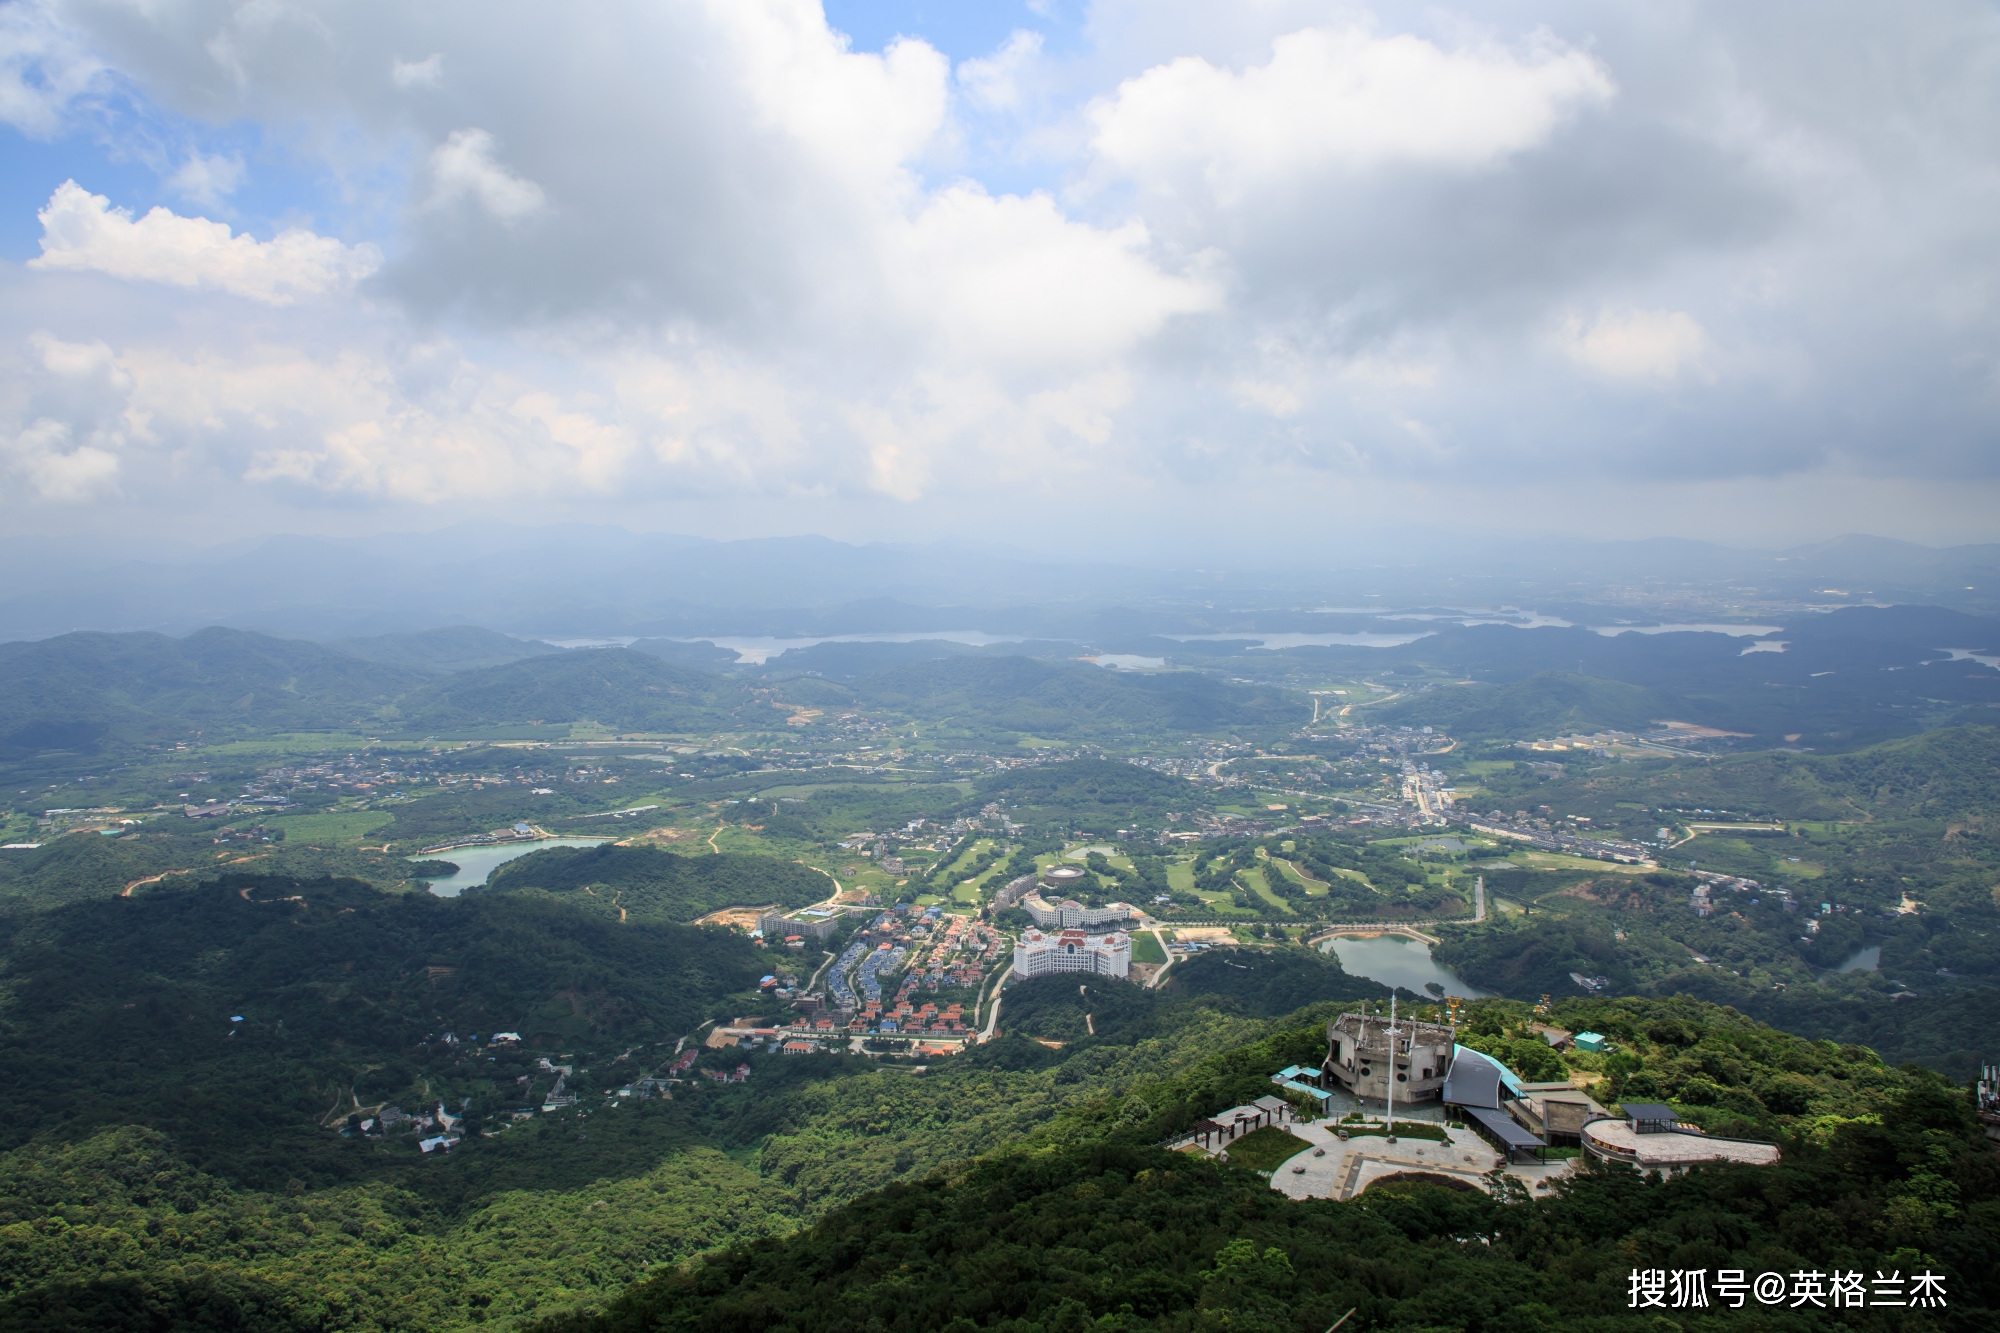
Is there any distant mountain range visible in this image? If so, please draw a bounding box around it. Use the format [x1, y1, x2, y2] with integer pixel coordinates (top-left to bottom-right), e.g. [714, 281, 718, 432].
[0, 627, 1302, 762]
[2, 599, 1994, 765]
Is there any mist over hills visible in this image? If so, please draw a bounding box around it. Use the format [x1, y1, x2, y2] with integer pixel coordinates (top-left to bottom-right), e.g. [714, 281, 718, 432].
[6, 525, 2000, 644]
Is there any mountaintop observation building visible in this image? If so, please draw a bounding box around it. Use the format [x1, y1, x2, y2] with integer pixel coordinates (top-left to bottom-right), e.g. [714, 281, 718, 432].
[1321, 1011, 1457, 1105]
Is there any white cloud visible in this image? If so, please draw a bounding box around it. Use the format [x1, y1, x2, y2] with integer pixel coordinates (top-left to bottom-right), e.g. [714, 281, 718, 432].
[166, 150, 245, 209]
[28, 181, 381, 304]
[392, 53, 443, 89]
[1089, 25, 1614, 198]
[5, 417, 120, 500]
[958, 30, 1043, 113]
[427, 128, 546, 220]
[892, 184, 1221, 368]
[1562, 309, 1710, 379]
[4, 0, 1999, 543]
[0, 0, 103, 137]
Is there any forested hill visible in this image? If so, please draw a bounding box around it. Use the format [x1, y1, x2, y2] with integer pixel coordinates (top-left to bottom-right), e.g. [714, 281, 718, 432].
[540, 995, 1999, 1333]
[0, 627, 423, 753]
[849, 656, 1303, 738]
[326, 625, 562, 675]
[394, 649, 756, 733]
[1532, 723, 2000, 824]
[1356, 606, 2000, 748]
[0, 874, 767, 1187]
[972, 757, 1194, 827]
[1370, 671, 1666, 740]
[482, 844, 832, 920]
[0, 629, 767, 749]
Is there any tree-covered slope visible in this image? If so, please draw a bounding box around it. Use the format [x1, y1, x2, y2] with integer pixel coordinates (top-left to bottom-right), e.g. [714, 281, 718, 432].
[540, 995, 1999, 1333]
[328, 625, 562, 674]
[0, 874, 768, 1185]
[1531, 724, 2000, 824]
[0, 627, 421, 753]
[395, 648, 755, 733]
[973, 757, 1196, 827]
[853, 657, 1302, 738]
[481, 844, 832, 921]
[1368, 670, 1669, 740]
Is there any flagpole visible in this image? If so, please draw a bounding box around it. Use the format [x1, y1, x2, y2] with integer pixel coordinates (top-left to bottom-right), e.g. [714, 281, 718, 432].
[1385, 992, 1397, 1142]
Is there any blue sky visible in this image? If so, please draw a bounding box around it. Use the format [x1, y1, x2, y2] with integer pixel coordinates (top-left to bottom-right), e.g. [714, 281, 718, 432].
[1, 1, 1080, 258]
[822, 1, 1082, 60]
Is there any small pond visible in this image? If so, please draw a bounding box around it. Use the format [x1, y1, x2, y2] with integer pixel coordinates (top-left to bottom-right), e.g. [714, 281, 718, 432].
[1319, 933, 1492, 999]
[1826, 944, 1881, 974]
[415, 837, 610, 897]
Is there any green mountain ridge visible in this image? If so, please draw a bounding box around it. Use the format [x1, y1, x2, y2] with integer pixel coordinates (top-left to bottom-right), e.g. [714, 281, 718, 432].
[539, 993, 1999, 1333]
[1368, 671, 1674, 740]
[480, 844, 831, 921]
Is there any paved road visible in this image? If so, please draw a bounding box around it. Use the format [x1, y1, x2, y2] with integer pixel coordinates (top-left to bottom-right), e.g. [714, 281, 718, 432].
[977, 962, 1013, 1041]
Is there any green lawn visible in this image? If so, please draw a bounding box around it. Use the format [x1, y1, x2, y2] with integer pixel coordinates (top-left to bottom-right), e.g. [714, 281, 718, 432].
[1270, 858, 1328, 897]
[1220, 1126, 1311, 1171]
[1236, 868, 1294, 915]
[267, 810, 395, 845]
[1166, 862, 1196, 893]
[1338, 1121, 1451, 1142]
[1130, 931, 1168, 965]
[1195, 891, 1256, 916]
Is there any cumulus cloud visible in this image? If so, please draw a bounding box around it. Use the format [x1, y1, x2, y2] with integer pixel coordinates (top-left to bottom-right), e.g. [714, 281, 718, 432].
[3, 333, 133, 502]
[1089, 25, 1614, 195]
[1, 0, 1998, 545]
[427, 128, 545, 220]
[5, 417, 119, 500]
[891, 185, 1220, 368]
[29, 182, 382, 304]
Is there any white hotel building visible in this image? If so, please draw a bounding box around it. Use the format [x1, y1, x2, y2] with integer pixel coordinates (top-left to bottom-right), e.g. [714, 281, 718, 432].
[1020, 894, 1136, 931]
[1013, 928, 1132, 980]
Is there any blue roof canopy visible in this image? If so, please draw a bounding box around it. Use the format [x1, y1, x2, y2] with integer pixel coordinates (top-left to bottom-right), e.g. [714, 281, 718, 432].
[1442, 1045, 1526, 1109]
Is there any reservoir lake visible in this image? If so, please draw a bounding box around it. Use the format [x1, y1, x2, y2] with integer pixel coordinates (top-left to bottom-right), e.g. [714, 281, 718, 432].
[1319, 933, 1492, 999]
[415, 838, 610, 897]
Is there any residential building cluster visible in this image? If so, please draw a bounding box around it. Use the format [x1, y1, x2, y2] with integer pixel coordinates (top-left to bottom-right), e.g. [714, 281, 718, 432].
[796, 902, 1005, 1042]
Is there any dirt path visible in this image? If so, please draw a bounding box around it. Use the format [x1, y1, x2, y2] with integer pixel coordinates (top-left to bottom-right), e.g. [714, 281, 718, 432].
[798, 861, 844, 906]
[122, 868, 193, 897]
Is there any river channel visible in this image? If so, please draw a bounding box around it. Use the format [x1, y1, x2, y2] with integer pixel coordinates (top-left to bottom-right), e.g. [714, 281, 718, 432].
[1318, 933, 1493, 999]
[415, 837, 609, 897]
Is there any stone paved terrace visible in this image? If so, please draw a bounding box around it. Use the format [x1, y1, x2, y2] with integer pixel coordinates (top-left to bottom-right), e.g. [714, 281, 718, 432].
[1187, 1112, 1581, 1202]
